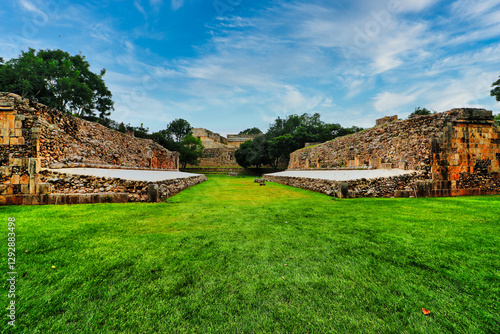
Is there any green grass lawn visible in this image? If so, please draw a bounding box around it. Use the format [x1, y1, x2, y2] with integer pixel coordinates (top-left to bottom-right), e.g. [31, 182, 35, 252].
[2, 175, 500, 333]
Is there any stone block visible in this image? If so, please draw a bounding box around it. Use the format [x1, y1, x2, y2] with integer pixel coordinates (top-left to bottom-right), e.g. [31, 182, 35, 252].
[20, 184, 29, 194]
[369, 157, 381, 169]
[1, 167, 12, 177]
[36, 183, 51, 194]
[394, 190, 411, 198]
[0, 102, 14, 111]
[416, 180, 432, 197]
[398, 161, 407, 170]
[381, 163, 392, 169]
[9, 158, 22, 166]
[5, 195, 23, 205]
[9, 137, 18, 145]
[15, 114, 25, 121]
[14, 120, 22, 128]
[20, 174, 29, 184]
[0, 196, 6, 205]
[10, 175, 20, 185]
[337, 182, 348, 198]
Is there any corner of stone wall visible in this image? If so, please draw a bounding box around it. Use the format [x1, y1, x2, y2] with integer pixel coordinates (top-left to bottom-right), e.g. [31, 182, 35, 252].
[0, 93, 52, 205]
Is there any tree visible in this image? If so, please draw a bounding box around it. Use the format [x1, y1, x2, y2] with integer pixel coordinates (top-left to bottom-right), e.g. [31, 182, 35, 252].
[234, 135, 271, 168]
[491, 76, 500, 102]
[494, 114, 500, 127]
[408, 107, 432, 118]
[0, 48, 113, 118]
[239, 127, 262, 135]
[152, 119, 204, 168]
[178, 135, 204, 168]
[164, 118, 192, 143]
[234, 113, 364, 169]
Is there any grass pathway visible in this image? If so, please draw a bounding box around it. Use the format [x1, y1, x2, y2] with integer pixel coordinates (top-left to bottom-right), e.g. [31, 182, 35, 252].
[1, 175, 500, 333]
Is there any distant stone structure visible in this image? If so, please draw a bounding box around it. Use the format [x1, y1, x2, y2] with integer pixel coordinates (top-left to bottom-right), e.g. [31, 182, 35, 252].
[266, 108, 500, 198]
[191, 128, 258, 167]
[0, 93, 205, 205]
[376, 115, 398, 126]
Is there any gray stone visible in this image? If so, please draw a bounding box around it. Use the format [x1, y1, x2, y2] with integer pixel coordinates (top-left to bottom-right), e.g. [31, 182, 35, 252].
[148, 183, 159, 202]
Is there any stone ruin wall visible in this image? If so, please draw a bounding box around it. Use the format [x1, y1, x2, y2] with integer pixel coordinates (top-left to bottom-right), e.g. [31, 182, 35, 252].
[38, 104, 179, 170]
[192, 128, 228, 149]
[190, 129, 257, 168]
[0, 93, 188, 205]
[0, 93, 44, 204]
[226, 134, 258, 148]
[197, 148, 239, 167]
[288, 111, 451, 171]
[283, 108, 500, 197]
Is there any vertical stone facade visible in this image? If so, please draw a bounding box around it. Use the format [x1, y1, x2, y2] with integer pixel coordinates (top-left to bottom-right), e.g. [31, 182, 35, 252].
[430, 109, 500, 196]
[0, 93, 49, 205]
[286, 108, 500, 197]
[0, 93, 183, 205]
[191, 128, 258, 167]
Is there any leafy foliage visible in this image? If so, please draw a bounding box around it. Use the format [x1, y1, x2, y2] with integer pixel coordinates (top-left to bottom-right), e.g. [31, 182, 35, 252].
[408, 107, 432, 118]
[151, 119, 204, 168]
[238, 127, 262, 135]
[491, 76, 500, 102]
[0, 49, 113, 118]
[235, 113, 363, 168]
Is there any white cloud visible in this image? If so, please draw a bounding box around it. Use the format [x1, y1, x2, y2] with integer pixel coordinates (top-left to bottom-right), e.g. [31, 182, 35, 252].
[171, 0, 184, 11]
[18, 0, 44, 16]
[373, 91, 418, 112]
[398, 0, 437, 12]
[134, 0, 148, 20]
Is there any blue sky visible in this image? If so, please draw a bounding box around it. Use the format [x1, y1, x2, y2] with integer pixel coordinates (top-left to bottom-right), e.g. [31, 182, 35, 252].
[2, 0, 500, 135]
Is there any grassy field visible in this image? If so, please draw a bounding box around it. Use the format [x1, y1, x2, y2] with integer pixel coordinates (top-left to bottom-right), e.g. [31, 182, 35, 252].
[1, 175, 500, 333]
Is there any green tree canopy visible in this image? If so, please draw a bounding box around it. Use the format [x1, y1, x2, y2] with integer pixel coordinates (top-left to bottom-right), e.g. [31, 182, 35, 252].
[151, 119, 204, 168]
[164, 118, 192, 143]
[408, 107, 432, 118]
[0, 48, 113, 118]
[235, 113, 363, 169]
[491, 76, 500, 102]
[238, 127, 262, 135]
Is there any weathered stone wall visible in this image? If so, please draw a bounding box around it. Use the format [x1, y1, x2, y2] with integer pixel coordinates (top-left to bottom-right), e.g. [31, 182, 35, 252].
[430, 109, 500, 196]
[226, 134, 258, 148]
[289, 112, 453, 171]
[192, 128, 228, 148]
[191, 129, 257, 166]
[0, 93, 45, 204]
[263, 172, 428, 198]
[1, 92, 186, 205]
[286, 108, 500, 197]
[37, 104, 179, 169]
[197, 148, 239, 167]
[376, 115, 398, 126]
[40, 170, 207, 203]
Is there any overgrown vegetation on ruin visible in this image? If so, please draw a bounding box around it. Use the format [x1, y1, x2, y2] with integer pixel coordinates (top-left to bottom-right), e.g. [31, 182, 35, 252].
[3, 176, 499, 333]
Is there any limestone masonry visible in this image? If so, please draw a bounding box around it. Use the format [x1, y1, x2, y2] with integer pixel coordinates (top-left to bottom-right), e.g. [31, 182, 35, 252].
[266, 108, 500, 198]
[191, 128, 258, 167]
[0, 92, 206, 205]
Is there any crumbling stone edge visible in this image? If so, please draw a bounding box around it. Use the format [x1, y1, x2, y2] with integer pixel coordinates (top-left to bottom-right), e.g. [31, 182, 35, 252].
[263, 172, 429, 198]
[0, 172, 207, 205]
